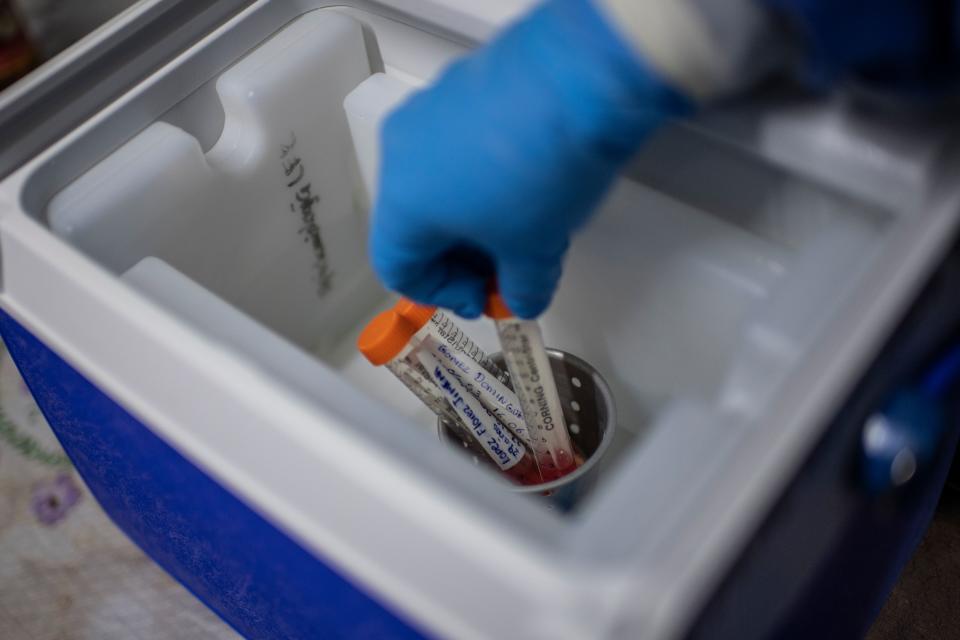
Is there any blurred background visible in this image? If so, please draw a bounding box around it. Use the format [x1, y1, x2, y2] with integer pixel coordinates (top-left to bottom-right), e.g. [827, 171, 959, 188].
[2, 0, 136, 89]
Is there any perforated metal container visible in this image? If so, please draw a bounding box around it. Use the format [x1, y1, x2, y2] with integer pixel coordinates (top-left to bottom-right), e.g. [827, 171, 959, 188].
[438, 349, 616, 511]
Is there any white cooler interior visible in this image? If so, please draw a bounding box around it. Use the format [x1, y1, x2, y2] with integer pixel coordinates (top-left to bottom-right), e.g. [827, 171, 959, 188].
[33, 8, 894, 514]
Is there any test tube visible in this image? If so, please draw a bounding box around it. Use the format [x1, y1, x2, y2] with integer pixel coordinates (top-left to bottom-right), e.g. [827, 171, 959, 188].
[486, 293, 577, 481]
[419, 334, 533, 448]
[415, 348, 542, 485]
[394, 299, 509, 383]
[358, 310, 542, 486]
[395, 299, 531, 447]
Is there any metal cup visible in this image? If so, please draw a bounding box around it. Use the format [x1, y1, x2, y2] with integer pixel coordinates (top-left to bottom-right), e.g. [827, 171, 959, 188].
[438, 349, 616, 512]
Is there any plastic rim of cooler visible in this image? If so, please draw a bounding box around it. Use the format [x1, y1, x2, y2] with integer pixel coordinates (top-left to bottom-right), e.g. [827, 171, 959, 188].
[438, 349, 616, 510]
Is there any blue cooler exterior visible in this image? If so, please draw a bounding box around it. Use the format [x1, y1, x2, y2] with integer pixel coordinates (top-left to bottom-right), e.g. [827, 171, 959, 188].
[0, 308, 427, 640]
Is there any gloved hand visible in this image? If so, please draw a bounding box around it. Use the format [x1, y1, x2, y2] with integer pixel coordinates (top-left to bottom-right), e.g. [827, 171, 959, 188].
[370, 0, 692, 319]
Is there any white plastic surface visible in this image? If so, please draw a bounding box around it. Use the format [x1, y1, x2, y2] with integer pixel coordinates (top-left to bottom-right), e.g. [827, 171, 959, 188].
[719, 221, 880, 418]
[48, 11, 380, 353]
[541, 180, 790, 433]
[123, 252, 441, 431]
[343, 72, 417, 202]
[756, 98, 949, 213]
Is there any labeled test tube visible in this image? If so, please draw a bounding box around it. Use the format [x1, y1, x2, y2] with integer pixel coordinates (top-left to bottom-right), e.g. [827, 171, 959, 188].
[395, 299, 532, 447]
[416, 348, 542, 485]
[394, 299, 510, 383]
[358, 310, 542, 486]
[420, 335, 533, 447]
[486, 294, 578, 481]
[358, 311, 462, 424]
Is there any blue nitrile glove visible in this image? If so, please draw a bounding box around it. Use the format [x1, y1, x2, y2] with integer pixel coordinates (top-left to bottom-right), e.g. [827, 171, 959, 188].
[370, 0, 692, 319]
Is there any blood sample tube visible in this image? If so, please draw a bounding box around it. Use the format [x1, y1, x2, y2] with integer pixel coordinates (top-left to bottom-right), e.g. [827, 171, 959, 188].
[394, 299, 509, 383]
[358, 310, 542, 486]
[486, 293, 577, 482]
[395, 299, 531, 447]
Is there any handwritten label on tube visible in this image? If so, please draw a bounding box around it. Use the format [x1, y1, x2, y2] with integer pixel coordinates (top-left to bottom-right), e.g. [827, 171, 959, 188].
[421, 336, 531, 446]
[421, 310, 508, 382]
[416, 350, 525, 471]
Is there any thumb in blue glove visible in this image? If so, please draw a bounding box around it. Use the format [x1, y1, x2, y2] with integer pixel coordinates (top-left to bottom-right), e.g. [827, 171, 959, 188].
[370, 0, 692, 319]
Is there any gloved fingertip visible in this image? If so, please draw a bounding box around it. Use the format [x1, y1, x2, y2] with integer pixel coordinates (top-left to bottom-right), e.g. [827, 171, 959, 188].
[456, 301, 483, 320]
[503, 295, 551, 320]
[441, 268, 488, 319]
[496, 253, 564, 319]
[426, 273, 487, 319]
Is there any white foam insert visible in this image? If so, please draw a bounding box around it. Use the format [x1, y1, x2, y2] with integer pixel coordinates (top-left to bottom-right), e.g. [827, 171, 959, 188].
[122, 255, 437, 430]
[343, 72, 418, 203]
[48, 11, 381, 353]
[539, 181, 789, 434]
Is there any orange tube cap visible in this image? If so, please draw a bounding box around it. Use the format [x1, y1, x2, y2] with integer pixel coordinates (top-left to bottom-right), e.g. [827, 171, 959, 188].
[357, 311, 416, 365]
[484, 292, 514, 320]
[394, 298, 437, 331]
